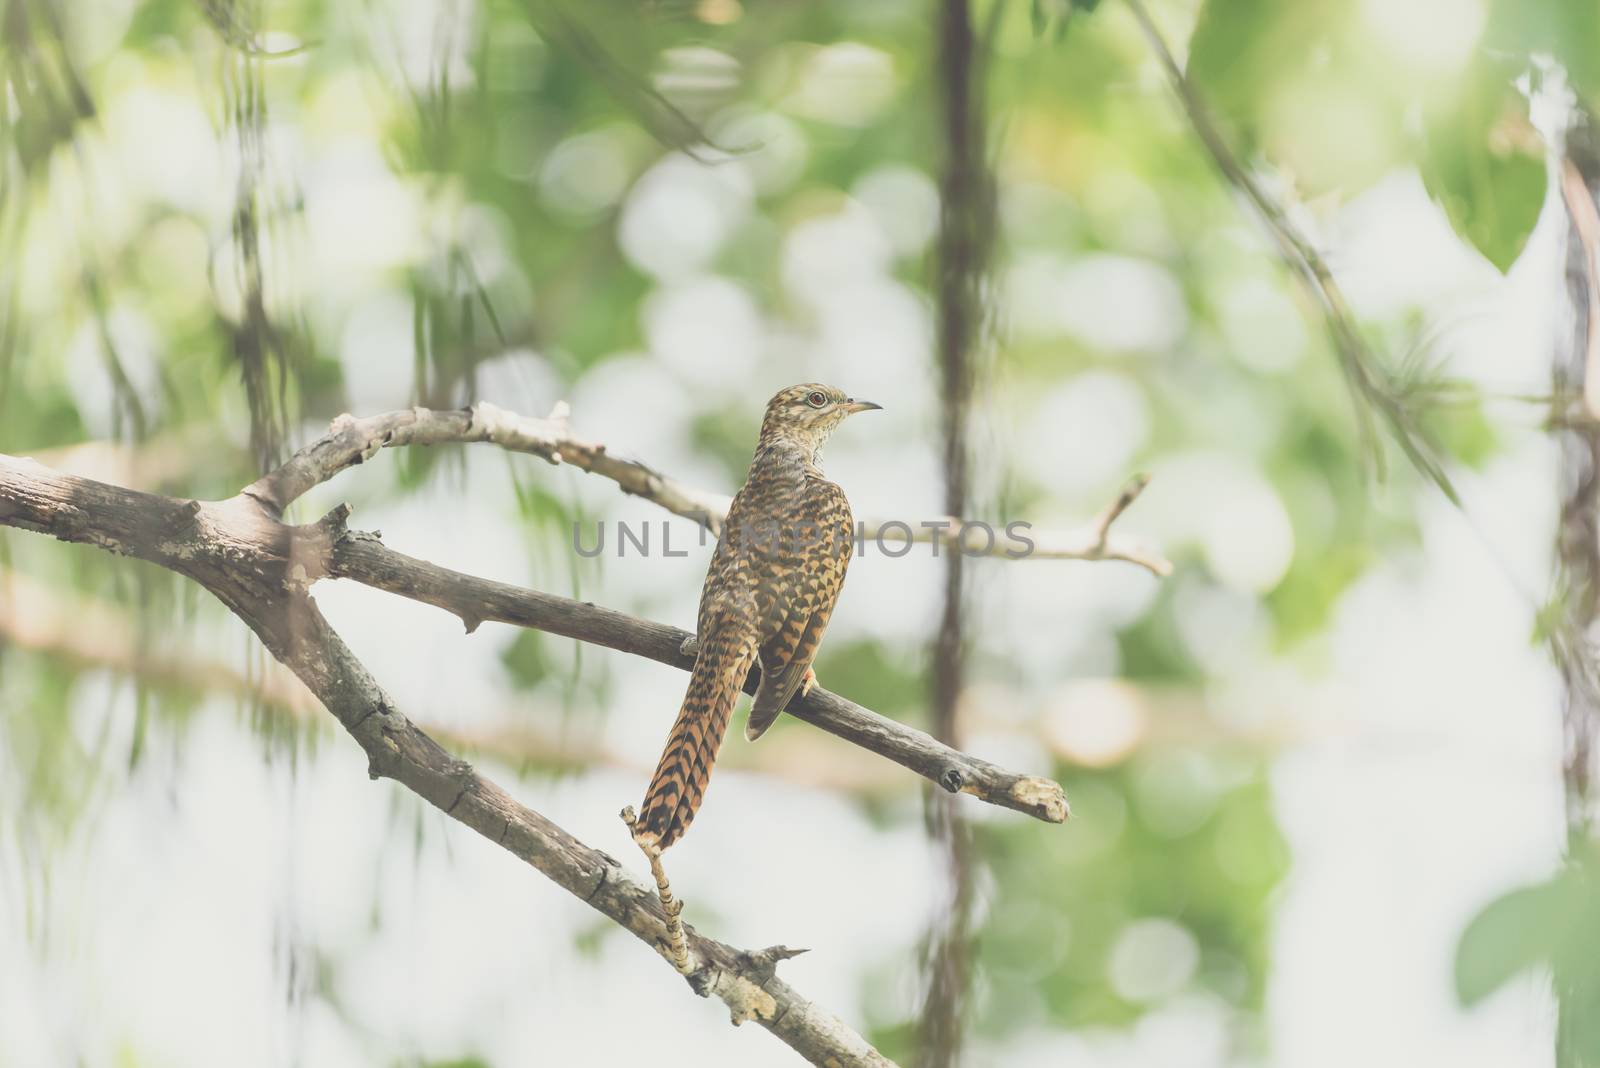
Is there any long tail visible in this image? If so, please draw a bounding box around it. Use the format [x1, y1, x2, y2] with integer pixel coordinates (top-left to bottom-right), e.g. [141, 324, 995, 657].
[636, 632, 757, 850]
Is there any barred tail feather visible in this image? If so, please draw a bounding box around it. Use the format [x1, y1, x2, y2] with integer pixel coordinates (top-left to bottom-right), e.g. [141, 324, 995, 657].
[637, 637, 756, 850]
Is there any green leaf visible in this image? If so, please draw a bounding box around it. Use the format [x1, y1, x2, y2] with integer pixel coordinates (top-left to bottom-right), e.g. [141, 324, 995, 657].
[1187, 0, 1404, 196]
[1186, 0, 1339, 147]
[1419, 58, 1546, 273]
[1455, 876, 1572, 1005]
[1456, 847, 1600, 1063]
[1029, 0, 1100, 40]
[1485, 0, 1600, 106]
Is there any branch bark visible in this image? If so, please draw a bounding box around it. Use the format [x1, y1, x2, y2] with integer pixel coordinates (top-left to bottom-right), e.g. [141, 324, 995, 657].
[1554, 118, 1600, 841]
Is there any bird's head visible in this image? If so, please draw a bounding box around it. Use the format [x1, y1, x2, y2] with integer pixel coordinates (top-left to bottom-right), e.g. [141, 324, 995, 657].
[758, 383, 881, 452]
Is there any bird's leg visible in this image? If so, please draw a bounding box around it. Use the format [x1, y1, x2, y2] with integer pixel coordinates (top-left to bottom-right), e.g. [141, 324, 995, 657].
[620, 806, 693, 975]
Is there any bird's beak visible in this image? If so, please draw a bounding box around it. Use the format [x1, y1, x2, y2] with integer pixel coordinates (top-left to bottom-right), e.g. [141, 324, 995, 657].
[843, 398, 882, 414]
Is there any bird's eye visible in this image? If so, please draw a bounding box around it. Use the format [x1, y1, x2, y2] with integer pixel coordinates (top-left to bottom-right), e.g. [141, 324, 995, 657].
[806, 391, 827, 408]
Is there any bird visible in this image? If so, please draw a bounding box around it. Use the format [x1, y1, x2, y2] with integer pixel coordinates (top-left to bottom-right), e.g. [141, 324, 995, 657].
[631, 384, 880, 860]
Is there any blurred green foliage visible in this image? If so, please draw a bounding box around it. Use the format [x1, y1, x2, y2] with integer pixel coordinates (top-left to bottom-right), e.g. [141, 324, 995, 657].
[0, 0, 1591, 1063]
[1457, 840, 1600, 1065]
[1187, 0, 1564, 272]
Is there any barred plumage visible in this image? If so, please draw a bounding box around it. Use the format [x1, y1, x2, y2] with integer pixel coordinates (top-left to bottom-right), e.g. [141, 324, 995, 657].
[634, 384, 877, 851]
[636, 623, 757, 847]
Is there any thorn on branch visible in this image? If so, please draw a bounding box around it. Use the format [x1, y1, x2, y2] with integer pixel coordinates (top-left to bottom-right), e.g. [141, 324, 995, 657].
[316, 502, 353, 537]
[163, 498, 204, 536]
[740, 944, 809, 983]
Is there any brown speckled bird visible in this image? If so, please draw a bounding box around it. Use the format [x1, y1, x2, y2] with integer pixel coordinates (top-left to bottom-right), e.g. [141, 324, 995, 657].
[633, 383, 880, 853]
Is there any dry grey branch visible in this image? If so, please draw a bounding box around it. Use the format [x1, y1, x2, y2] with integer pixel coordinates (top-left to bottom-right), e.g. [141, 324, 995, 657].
[247, 401, 1170, 573]
[0, 385, 1133, 1060]
[328, 532, 1070, 823]
[0, 452, 901, 1066]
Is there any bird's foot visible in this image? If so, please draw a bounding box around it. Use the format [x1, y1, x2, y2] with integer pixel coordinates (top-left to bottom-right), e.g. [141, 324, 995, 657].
[800, 666, 818, 698]
[620, 806, 693, 975]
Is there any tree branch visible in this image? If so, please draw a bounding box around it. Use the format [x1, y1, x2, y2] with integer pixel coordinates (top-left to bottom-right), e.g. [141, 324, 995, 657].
[244, 401, 733, 523]
[1553, 124, 1600, 836]
[921, 0, 991, 1058]
[0, 454, 906, 1065]
[0, 453, 1070, 821]
[245, 401, 1170, 573]
[0, 423, 1077, 1064]
[2, 379, 1125, 1058]
[0, 565, 1287, 775]
[328, 531, 1069, 823]
[0, 564, 950, 791]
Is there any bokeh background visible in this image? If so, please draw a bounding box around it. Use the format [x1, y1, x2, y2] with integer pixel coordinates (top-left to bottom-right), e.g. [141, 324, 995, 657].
[1, 0, 1596, 1065]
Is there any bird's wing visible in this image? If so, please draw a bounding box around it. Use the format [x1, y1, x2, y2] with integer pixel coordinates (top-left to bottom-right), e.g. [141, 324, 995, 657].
[747, 481, 852, 740]
[747, 605, 834, 740]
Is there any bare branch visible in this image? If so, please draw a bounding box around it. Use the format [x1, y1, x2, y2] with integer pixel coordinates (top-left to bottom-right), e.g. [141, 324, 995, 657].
[903, 474, 1169, 574]
[0, 567, 1289, 772]
[248, 402, 1168, 571]
[0, 566, 958, 789]
[328, 531, 1070, 824]
[248, 597, 894, 1064]
[0, 451, 899, 1067]
[247, 400, 731, 522]
[7, 436, 1071, 823]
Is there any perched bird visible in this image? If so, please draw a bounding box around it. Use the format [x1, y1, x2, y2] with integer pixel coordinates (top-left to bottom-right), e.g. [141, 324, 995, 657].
[632, 383, 880, 854]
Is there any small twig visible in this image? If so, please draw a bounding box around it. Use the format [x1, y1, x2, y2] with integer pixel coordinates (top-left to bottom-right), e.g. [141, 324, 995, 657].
[1090, 473, 1150, 548]
[868, 474, 1168, 575]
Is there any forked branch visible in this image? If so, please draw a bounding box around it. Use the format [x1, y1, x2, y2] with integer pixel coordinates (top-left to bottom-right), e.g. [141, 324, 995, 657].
[248, 401, 1171, 573]
[0, 452, 895, 1066]
[0, 385, 1160, 1063]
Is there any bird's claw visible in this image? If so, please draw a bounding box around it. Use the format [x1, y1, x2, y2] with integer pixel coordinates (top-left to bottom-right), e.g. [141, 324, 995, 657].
[621, 806, 693, 975]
